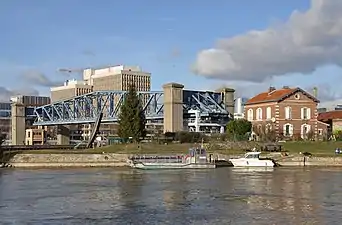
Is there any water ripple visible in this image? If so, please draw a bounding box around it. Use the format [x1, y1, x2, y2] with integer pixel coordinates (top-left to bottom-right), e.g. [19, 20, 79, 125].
[0, 167, 341, 224]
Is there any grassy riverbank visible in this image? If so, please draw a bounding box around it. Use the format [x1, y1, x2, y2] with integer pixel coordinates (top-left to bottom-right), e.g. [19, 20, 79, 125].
[282, 141, 342, 156]
[4, 141, 342, 156]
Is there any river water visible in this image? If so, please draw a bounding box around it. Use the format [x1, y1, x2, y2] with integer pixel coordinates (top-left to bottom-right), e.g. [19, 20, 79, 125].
[0, 167, 341, 225]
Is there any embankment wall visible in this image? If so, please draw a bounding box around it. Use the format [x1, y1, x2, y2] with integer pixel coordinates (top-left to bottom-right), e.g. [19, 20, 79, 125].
[8, 153, 130, 168]
[5, 153, 342, 168]
[276, 156, 342, 166]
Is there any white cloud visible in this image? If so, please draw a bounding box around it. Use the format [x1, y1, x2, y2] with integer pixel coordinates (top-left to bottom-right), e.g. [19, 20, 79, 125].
[318, 99, 342, 109]
[22, 70, 62, 87]
[0, 86, 39, 102]
[192, 0, 342, 82]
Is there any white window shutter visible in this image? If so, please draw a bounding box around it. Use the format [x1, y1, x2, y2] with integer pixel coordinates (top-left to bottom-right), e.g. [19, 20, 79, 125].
[301, 108, 304, 119]
[283, 124, 286, 134]
[290, 124, 293, 136]
[307, 108, 311, 119]
[248, 109, 253, 121]
[285, 107, 289, 119]
[267, 107, 271, 119]
[256, 109, 259, 120]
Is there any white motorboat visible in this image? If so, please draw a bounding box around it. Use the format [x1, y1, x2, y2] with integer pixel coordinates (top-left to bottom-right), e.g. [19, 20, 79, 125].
[229, 152, 275, 167]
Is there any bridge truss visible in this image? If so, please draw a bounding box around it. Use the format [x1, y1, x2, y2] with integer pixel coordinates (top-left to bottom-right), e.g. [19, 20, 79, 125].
[33, 90, 230, 126]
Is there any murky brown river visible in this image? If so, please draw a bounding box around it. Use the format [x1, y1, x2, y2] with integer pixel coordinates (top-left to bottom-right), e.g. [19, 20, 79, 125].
[0, 167, 341, 224]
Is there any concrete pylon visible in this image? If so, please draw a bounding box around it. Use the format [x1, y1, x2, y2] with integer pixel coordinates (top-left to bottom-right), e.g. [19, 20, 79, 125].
[216, 88, 235, 116]
[57, 125, 70, 145]
[11, 103, 26, 145]
[163, 83, 184, 133]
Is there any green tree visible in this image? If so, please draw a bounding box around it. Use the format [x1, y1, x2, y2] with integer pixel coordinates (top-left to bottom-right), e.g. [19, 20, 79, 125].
[226, 119, 252, 141]
[118, 85, 146, 142]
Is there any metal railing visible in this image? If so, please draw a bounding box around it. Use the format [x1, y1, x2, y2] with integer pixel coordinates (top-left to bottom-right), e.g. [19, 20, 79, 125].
[129, 155, 185, 163]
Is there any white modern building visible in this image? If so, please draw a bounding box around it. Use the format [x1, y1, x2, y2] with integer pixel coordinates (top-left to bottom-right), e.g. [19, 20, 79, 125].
[234, 97, 248, 119]
[82, 65, 151, 92]
[187, 109, 226, 134]
[50, 79, 93, 102]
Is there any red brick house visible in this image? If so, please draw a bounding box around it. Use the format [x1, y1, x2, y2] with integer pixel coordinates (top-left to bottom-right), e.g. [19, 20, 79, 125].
[318, 110, 342, 135]
[244, 86, 328, 139]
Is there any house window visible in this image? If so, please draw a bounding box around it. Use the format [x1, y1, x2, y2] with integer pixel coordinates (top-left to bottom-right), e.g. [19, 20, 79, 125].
[283, 123, 293, 137]
[266, 124, 272, 133]
[256, 108, 262, 120]
[301, 107, 311, 120]
[266, 107, 272, 120]
[247, 109, 253, 121]
[318, 129, 323, 135]
[285, 106, 292, 119]
[256, 124, 262, 133]
[301, 124, 311, 139]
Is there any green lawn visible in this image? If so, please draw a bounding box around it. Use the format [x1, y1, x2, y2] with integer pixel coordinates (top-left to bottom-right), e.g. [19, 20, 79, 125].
[281, 141, 342, 156]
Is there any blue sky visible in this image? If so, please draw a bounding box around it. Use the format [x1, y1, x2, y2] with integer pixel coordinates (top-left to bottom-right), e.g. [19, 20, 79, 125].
[1, 0, 341, 105]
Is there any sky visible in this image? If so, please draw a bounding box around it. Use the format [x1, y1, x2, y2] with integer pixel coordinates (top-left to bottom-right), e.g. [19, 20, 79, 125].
[1, 0, 342, 108]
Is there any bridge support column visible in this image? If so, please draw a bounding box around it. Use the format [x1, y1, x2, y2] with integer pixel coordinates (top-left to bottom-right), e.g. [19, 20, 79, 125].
[216, 88, 235, 116]
[163, 83, 184, 133]
[57, 125, 70, 145]
[11, 103, 26, 145]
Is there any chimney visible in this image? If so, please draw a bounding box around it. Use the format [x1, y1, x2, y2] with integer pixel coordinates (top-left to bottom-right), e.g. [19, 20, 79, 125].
[268, 86, 276, 93]
[313, 87, 318, 98]
[283, 86, 290, 89]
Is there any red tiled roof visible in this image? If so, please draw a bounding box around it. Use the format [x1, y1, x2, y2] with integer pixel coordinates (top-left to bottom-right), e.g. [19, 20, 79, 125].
[246, 88, 297, 105]
[318, 110, 342, 121]
[245, 87, 319, 105]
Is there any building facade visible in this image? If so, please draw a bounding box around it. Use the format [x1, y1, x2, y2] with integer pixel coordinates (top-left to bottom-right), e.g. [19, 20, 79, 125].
[83, 65, 151, 92]
[25, 128, 46, 145]
[10, 95, 51, 144]
[0, 102, 11, 139]
[318, 110, 342, 137]
[50, 79, 93, 102]
[234, 97, 248, 119]
[245, 86, 327, 139]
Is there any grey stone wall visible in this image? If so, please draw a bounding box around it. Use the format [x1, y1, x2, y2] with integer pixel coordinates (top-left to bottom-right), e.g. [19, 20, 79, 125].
[276, 156, 342, 166]
[9, 153, 129, 168]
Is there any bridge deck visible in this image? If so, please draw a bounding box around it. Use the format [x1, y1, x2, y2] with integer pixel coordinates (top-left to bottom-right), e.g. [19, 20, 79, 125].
[33, 90, 231, 126]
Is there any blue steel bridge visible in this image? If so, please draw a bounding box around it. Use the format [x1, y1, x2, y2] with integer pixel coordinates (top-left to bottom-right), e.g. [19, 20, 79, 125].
[33, 90, 231, 126]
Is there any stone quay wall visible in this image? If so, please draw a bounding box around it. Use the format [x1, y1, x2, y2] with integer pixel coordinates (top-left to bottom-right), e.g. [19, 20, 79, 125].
[275, 156, 342, 166]
[4, 153, 342, 168]
[8, 153, 130, 168]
